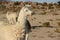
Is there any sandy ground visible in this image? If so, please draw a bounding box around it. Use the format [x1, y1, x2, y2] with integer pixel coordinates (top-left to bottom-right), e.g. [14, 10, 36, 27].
[0, 13, 60, 40]
[29, 27, 60, 40]
[28, 15, 60, 40]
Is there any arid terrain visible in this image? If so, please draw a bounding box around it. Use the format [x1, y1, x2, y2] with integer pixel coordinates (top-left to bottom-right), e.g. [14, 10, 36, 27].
[0, 1, 60, 40]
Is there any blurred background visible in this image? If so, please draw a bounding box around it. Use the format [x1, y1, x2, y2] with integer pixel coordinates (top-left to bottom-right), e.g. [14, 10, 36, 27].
[0, 0, 60, 3]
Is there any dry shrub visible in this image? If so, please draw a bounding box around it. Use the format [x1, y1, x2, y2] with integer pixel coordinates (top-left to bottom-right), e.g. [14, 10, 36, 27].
[43, 22, 50, 27]
[0, 5, 6, 11]
[53, 13, 58, 15]
[41, 12, 47, 15]
[48, 6, 54, 9]
[25, 2, 28, 4]
[13, 1, 20, 5]
[42, 2, 47, 6]
[39, 22, 41, 24]
[41, 6, 45, 9]
[48, 3, 53, 7]
[25, 2, 32, 5]
[55, 27, 60, 33]
[48, 3, 54, 9]
[34, 17, 36, 19]
[57, 22, 60, 26]
[48, 19, 53, 21]
[55, 22, 60, 33]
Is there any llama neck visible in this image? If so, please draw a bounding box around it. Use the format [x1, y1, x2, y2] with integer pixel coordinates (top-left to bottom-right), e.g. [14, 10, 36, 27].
[12, 10, 27, 40]
[16, 10, 27, 26]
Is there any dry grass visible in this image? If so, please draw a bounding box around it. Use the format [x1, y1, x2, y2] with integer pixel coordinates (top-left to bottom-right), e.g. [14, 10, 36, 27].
[0, 2, 59, 15]
[43, 22, 50, 27]
[55, 27, 60, 33]
[57, 22, 60, 26]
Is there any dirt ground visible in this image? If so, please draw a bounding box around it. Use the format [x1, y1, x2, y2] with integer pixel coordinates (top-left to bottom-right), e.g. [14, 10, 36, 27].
[28, 15, 60, 40]
[29, 27, 59, 40]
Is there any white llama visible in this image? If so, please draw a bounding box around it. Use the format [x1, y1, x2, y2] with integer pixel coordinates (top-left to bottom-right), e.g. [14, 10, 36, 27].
[6, 5, 31, 25]
[0, 5, 33, 40]
[6, 11, 18, 24]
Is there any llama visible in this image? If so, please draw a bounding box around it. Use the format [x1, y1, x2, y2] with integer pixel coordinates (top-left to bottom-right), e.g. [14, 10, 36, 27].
[0, 5, 33, 40]
[6, 11, 18, 24]
[6, 5, 32, 25]
[6, 11, 31, 40]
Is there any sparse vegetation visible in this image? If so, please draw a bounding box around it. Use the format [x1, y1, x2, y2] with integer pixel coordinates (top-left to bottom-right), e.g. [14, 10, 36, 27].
[0, 5, 6, 11]
[48, 6, 54, 9]
[13, 1, 20, 5]
[57, 22, 60, 26]
[39, 22, 41, 24]
[53, 13, 58, 15]
[55, 27, 60, 33]
[41, 6, 45, 9]
[41, 12, 47, 15]
[34, 17, 36, 19]
[48, 19, 53, 21]
[43, 22, 50, 27]
[42, 2, 47, 6]
[0, 2, 59, 15]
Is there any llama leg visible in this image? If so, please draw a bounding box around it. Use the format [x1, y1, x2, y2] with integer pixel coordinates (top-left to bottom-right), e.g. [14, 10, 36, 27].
[10, 18, 13, 24]
[11, 18, 16, 24]
[25, 33, 29, 40]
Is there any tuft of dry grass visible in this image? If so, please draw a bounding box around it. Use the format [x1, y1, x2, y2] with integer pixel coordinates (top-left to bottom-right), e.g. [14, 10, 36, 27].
[57, 22, 60, 26]
[39, 22, 41, 24]
[34, 17, 36, 19]
[0, 5, 6, 11]
[41, 12, 47, 15]
[55, 27, 60, 33]
[55, 22, 60, 33]
[43, 22, 50, 27]
[48, 19, 53, 21]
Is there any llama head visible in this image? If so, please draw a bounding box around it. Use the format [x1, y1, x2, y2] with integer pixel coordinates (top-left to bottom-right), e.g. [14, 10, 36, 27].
[20, 5, 33, 16]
